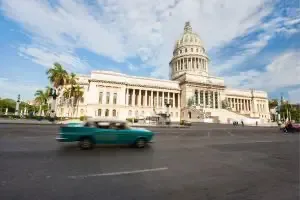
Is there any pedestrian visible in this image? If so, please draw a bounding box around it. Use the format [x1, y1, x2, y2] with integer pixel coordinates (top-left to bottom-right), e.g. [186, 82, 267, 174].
[241, 120, 244, 127]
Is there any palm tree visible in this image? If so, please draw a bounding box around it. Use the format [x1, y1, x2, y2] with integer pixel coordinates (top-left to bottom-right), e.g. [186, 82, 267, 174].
[34, 89, 49, 116]
[46, 62, 69, 89]
[72, 85, 84, 117]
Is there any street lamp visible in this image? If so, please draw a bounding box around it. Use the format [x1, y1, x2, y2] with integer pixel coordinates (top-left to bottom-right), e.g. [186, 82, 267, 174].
[48, 88, 58, 119]
[164, 100, 171, 125]
[15, 94, 20, 116]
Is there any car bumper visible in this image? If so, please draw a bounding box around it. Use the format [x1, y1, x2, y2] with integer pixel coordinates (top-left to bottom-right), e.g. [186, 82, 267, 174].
[56, 136, 68, 142]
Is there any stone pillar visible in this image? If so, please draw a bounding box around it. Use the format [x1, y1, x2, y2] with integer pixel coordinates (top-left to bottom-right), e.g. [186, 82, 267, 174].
[151, 90, 153, 107]
[132, 89, 136, 106]
[198, 91, 201, 106]
[162, 92, 165, 108]
[156, 91, 159, 108]
[178, 93, 180, 108]
[172, 93, 175, 108]
[213, 91, 215, 109]
[203, 90, 206, 108]
[126, 88, 129, 106]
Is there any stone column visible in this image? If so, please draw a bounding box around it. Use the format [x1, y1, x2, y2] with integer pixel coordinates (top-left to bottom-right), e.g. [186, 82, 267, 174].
[178, 93, 180, 108]
[198, 91, 201, 106]
[126, 88, 129, 106]
[162, 92, 165, 108]
[151, 90, 153, 107]
[218, 92, 221, 109]
[172, 93, 175, 108]
[156, 91, 159, 108]
[203, 90, 206, 108]
[132, 89, 136, 106]
[213, 91, 216, 109]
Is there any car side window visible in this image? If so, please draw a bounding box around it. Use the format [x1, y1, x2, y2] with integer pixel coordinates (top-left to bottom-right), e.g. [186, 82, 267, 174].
[96, 122, 110, 129]
[109, 122, 127, 130]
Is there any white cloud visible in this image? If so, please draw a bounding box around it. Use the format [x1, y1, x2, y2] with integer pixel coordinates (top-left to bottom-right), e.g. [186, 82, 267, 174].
[1, 0, 299, 80]
[18, 46, 89, 72]
[1, 0, 277, 76]
[223, 51, 300, 92]
[288, 88, 300, 104]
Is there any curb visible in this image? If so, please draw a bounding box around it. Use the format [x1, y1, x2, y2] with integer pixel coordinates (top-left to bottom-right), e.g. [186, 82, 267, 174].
[0, 122, 190, 128]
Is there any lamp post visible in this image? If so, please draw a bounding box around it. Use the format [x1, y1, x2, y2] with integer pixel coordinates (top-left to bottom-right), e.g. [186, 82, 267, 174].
[15, 94, 20, 116]
[48, 88, 58, 120]
[164, 100, 171, 125]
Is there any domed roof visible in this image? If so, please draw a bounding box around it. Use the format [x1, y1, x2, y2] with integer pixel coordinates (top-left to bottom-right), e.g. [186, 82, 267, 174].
[174, 22, 204, 49]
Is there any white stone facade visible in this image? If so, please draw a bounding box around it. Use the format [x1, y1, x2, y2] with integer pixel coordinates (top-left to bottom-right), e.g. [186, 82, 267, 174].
[56, 22, 270, 124]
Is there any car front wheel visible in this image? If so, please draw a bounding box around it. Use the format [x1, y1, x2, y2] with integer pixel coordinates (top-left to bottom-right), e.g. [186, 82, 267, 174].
[135, 138, 146, 148]
[79, 138, 94, 150]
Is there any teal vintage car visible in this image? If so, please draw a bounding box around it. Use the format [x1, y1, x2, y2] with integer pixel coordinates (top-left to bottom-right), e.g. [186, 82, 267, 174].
[56, 118, 155, 149]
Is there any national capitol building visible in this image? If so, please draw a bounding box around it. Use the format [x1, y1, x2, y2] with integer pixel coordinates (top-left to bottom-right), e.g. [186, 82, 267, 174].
[56, 22, 271, 124]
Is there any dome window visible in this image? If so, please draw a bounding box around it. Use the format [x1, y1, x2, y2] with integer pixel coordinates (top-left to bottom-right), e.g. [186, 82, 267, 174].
[185, 48, 187, 53]
[191, 48, 193, 52]
[180, 50, 182, 54]
[196, 48, 198, 52]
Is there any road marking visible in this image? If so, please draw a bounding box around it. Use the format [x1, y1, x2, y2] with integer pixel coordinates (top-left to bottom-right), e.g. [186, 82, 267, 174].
[68, 167, 168, 179]
[227, 131, 234, 136]
[254, 140, 273, 143]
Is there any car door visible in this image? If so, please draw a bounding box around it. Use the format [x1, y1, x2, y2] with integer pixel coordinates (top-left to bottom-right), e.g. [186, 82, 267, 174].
[94, 122, 118, 144]
[115, 123, 136, 144]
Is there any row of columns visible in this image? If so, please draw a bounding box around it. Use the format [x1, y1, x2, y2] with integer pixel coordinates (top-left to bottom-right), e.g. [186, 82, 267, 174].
[173, 57, 207, 72]
[227, 97, 251, 112]
[194, 90, 220, 109]
[126, 88, 180, 108]
[256, 100, 267, 113]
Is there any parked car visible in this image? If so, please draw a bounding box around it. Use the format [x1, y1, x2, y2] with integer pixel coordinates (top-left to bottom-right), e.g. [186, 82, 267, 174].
[56, 118, 155, 150]
[281, 122, 300, 133]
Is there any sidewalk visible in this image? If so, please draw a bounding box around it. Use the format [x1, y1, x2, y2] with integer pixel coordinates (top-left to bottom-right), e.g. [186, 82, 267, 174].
[0, 119, 189, 128]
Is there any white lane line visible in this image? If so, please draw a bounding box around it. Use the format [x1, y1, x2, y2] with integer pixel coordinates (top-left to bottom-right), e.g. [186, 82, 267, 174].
[227, 131, 234, 136]
[68, 167, 168, 179]
[254, 140, 274, 143]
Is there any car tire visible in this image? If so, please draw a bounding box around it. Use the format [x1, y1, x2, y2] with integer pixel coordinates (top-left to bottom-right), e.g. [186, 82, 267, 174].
[135, 138, 146, 148]
[79, 138, 94, 150]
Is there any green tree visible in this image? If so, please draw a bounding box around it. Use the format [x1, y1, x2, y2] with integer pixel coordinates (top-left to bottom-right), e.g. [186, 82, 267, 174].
[46, 62, 69, 89]
[269, 99, 278, 109]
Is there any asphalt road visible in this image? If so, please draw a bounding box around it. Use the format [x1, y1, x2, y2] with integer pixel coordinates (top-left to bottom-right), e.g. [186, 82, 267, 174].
[0, 124, 299, 200]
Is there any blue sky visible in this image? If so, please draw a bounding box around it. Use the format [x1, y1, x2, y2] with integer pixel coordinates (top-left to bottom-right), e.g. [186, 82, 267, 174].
[0, 0, 299, 103]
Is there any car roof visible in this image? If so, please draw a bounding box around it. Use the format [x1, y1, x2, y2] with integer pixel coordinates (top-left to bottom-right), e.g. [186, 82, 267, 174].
[86, 118, 127, 123]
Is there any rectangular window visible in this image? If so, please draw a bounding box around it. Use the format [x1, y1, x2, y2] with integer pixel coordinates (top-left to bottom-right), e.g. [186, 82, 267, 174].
[106, 92, 110, 104]
[99, 92, 103, 104]
[113, 93, 117, 105]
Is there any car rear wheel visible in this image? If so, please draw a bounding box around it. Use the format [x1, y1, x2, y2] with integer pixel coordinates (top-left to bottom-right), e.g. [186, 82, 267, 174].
[79, 138, 94, 150]
[135, 138, 146, 148]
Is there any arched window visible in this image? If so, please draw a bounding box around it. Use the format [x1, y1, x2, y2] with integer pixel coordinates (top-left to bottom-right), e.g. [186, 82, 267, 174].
[128, 110, 132, 116]
[188, 111, 192, 119]
[112, 109, 116, 117]
[191, 48, 193, 52]
[170, 112, 173, 117]
[176, 112, 178, 117]
[185, 48, 187, 52]
[141, 111, 144, 116]
[105, 109, 109, 117]
[98, 109, 102, 116]
[135, 110, 139, 117]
